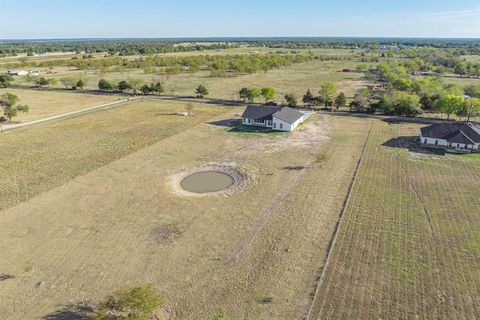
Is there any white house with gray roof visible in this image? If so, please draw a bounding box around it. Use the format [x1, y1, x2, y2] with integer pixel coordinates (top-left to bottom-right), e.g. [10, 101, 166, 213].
[420, 122, 480, 153]
[241, 105, 309, 132]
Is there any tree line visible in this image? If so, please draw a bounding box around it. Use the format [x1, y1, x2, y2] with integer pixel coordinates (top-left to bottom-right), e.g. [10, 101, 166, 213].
[6, 53, 312, 76]
[347, 62, 480, 119]
[0, 40, 237, 57]
[2, 38, 479, 57]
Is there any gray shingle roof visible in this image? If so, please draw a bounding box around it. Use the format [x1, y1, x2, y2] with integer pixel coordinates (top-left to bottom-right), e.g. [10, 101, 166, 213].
[272, 107, 304, 124]
[421, 123, 480, 144]
[241, 105, 282, 120]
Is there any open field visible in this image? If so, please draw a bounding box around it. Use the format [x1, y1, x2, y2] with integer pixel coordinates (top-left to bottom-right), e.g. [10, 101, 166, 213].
[0, 110, 371, 319]
[2, 59, 373, 102]
[309, 119, 480, 319]
[439, 76, 480, 87]
[0, 88, 122, 123]
[1, 40, 479, 319]
[0, 99, 228, 212]
[413, 74, 480, 87]
[0, 51, 80, 64]
[0, 47, 363, 65]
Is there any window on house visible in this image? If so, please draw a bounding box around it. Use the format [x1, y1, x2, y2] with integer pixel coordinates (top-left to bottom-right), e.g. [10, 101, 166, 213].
[280, 123, 283, 129]
[424, 139, 427, 144]
[435, 140, 438, 145]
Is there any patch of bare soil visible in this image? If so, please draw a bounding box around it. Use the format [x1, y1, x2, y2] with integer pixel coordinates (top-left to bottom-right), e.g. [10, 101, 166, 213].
[237, 116, 330, 155]
[151, 224, 183, 243]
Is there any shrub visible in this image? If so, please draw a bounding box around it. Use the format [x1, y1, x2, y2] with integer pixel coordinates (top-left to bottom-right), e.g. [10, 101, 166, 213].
[211, 311, 230, 320]
[94, 284, 164, 320]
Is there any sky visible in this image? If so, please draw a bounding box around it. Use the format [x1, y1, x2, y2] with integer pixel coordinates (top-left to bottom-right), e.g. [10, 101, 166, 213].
[1, 0, 479, 39]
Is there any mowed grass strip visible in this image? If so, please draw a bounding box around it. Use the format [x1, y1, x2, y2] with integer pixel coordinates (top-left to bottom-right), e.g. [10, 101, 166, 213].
[0, 99, 229, 212]
[0, 88, 122, 123]
[310, 120, 480, 319]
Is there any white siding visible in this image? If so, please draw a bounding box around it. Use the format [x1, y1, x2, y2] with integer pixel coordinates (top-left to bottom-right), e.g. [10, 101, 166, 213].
[420, 133, 447, 147]
[272, 117, 293, 131]
[420, 133, 479, 151]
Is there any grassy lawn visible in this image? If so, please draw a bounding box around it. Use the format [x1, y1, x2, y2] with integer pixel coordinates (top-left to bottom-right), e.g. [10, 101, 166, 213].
[0, 88, 122, 123]
[310, 120, 480, 319]
[0, 99, 229, 212]
[0, 114, 371, 319]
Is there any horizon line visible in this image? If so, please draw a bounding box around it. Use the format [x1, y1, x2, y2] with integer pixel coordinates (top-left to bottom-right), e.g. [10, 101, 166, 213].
[1, 36, 480, 42]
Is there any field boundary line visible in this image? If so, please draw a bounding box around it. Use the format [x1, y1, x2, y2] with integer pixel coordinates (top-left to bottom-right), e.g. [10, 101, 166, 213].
[0, 98, 137, 132]
[225, 160, 312, 265]
[304, 120, 374, 320]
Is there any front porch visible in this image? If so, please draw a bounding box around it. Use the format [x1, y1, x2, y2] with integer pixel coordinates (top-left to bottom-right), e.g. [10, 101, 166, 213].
[242, 118, 273, 128]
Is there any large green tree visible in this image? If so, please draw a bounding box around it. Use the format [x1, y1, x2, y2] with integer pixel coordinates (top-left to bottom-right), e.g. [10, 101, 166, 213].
[318, 83, 337, 110]
[98, 79, 114, 91]
[302, 89, 315, 107]
[349, 89, 370, 112]
[435, 95, 465, 120]
[195, 84, 209, 98]
[117, 80, 132, 93]
[284, 93, 298, 108]
[150, 81, 165, 95]
[260, 87, 275, 103]
[239, 88, 250, 102]
[128, 78, 143, 95]
[0, 92, 29, 122]
[392, 92, 421, 117]
[0, 74, 13, 88]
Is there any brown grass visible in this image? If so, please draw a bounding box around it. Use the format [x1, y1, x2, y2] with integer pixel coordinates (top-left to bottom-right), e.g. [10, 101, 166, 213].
[0, 88, 121, 122]
[0, 113, 370, 319]
[2, 58, 374, 102]
[0, 99, 228, 212]
[309, 119, 480, 319]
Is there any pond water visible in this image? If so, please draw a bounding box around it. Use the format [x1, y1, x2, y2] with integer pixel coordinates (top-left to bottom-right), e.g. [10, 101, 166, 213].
[180, 171, 235, 194]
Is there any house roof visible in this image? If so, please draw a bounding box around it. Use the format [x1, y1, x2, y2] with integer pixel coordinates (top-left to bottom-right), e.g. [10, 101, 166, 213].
[421, 122, 480, 144]
[241, 105, 282, 120]
[272, 107, 305, 124]
[443, 130, 475, 144]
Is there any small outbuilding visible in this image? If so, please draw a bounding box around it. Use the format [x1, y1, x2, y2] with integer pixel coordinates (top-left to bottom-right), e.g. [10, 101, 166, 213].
[241, 105, 309, 132]
[420, 122, 480, 153]
[8, 70, 40, 76]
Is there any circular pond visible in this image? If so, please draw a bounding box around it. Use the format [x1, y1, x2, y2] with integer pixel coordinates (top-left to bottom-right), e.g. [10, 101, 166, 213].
[180, 171, 235, 194]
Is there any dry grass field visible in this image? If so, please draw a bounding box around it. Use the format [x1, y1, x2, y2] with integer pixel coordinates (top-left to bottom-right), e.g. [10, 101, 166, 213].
[2, 60, 371, 103]
[0, 47, 374, 104]
[0, 88, 122, 123]
[0, 99, 228, 212]
[0, 99, 478, 319]
[309, 119, 480, 319]
[0, 109, 371, 319]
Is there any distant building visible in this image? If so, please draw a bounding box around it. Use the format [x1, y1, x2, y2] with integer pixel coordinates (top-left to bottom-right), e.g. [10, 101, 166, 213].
[241, 105, 310, 132]
[420, 122, 480, 153]
[8, 70, 39, 76]
[8, 70, 29, 76]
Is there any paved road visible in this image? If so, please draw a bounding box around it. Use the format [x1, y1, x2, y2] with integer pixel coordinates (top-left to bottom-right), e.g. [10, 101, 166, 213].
[0, 98, 136, 132]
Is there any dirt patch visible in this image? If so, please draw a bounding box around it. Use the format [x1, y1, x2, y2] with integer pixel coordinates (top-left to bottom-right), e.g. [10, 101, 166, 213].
[167, 163, 249, 197]
[151, 224, 183, 243]
[235, 115, 330, 155]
